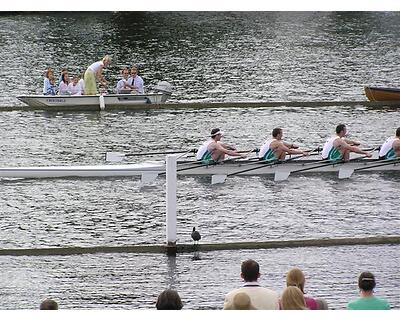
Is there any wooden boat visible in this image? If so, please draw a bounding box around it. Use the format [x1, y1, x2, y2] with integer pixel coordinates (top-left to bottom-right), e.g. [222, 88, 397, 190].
[0, 158, 398, 180]
[17, 81, 173, 110]
[364, 86, 400, 101]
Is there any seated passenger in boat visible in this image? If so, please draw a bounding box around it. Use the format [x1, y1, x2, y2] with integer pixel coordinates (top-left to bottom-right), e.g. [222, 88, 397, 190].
[43, 68, 57, 95]
[379, 127, 400, 160]
[116, 67, 135, 94]
[196, 128, 246, 163]
[322, 124, 372, 161]
[67, 75, 83, 95]
[78, 71, 85, 94]
[259, 128, 309, 161]
[58, 68, 67, 86]
[58, 71, 70, 95]
[127, 65, 144, 94]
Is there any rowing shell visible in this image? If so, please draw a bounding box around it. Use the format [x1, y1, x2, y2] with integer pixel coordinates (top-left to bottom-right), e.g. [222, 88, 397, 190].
[0, 159, 399, 179]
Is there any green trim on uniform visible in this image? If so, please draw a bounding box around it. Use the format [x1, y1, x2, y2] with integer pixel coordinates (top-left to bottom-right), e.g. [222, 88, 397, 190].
[262, 149, 277, 162]
[328, 147, 342, 161]
[385, 148, 396, 160]
[200, 151, 215, 165]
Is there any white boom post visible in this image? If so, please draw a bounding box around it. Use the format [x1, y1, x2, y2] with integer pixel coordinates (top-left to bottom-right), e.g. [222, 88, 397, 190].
[166, 155, 177, 246]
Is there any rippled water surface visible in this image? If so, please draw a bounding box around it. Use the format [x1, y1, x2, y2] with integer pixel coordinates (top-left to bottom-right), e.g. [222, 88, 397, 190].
[0, 12, 399, 310]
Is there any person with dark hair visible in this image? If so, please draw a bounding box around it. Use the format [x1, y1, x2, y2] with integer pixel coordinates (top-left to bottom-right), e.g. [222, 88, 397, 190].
[223, 259, 279, 310]
[322, 124, 372, 161]
[156, 289, 183, 310]
[259, 128, 309, 161]
[347, 272, 390, 310]
[196, 128, 246, 163]
[40, 298, 58, 310]
[379, 127, 400, 160]
[285, 267, 320, 310]
[58, 71, 70, 95]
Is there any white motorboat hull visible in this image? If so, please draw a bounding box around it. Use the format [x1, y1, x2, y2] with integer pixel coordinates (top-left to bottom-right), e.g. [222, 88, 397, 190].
[17, 93, 170, 109]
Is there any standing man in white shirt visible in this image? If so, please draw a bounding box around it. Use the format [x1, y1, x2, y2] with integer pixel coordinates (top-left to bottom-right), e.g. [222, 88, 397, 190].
[223, 259, 279, 310]
[127, 65, 144, 94]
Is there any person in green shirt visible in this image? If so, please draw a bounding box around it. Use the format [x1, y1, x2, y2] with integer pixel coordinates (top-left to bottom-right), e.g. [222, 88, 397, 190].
[347, 271, 390, 310]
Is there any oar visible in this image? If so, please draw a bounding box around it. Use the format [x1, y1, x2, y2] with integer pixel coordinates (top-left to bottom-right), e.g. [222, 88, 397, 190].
[338, 158, 400, 179]
[211, 148, 319, 185]
[274, 149, 378, 182]
[106, 149, 198, 162]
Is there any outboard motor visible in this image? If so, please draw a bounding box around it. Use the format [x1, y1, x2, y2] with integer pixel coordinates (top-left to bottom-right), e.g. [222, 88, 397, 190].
[154, 81, 173, 95]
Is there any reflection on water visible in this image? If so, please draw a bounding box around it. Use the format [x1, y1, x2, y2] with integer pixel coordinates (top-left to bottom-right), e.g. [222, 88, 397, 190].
[0, 12, 398, 310]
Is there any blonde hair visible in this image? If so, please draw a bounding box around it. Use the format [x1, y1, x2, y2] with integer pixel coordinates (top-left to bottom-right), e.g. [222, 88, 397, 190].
[281, 286, 307, 310]
[226, 292, 256, 310]
[286, 267, 306, 293]
[102, 55, 112, 63]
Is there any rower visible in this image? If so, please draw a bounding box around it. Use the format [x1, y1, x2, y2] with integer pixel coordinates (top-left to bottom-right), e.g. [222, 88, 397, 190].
[259, 128, 309, 161]
[321, 124, 372, 161]
[379, 127, 400, 160]
[196, 128, 246, 163]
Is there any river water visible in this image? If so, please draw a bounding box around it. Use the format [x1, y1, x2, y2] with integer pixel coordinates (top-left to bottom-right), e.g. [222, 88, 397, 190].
[0, 12, 399, 310]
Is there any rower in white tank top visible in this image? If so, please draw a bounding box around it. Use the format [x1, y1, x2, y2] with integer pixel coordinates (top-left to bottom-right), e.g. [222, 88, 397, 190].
[379, 137, 399, 160]
[322, 136, 342, 160]
[259, 139, 277, 161]
[196, 139, 213, 161]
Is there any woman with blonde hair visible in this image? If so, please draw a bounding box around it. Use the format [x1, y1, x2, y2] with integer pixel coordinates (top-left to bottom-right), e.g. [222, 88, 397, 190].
[281, 286, 308, 310]
[286, 267, 319, 310]
[84, 55, 111, 95]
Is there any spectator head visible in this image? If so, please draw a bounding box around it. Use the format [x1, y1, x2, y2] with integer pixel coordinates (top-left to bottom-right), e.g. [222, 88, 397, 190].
[396, 127, 400, 137]
[240, 259, 260, 282]
[156, 289, 183, 310]
[358, 271, 376, 292]
[226, 292, 256, 310]
[286, 267, 306, 293]
[281, 286, 307, 310]
[40, 298, 58, 310]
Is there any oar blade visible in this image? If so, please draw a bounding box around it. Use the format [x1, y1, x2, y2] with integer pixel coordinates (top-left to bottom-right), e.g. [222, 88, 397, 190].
[211, 174, 227, 185]
[139, 172, 159, 187]
[274, 170, 291, 181]
[338, 168, 354, 179]
[105, 152, 125, 162]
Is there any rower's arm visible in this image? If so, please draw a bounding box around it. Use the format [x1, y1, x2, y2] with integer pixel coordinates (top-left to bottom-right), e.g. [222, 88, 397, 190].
[280, 143, 307, 155]
[283, 142, 299, 149]
[215, 143, 244, 157]
[343, 138, 360, 146]
[340, 140, 371, 156]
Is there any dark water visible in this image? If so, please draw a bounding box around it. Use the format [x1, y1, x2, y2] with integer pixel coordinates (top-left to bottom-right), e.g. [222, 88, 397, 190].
[0, 12, 399, 309]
